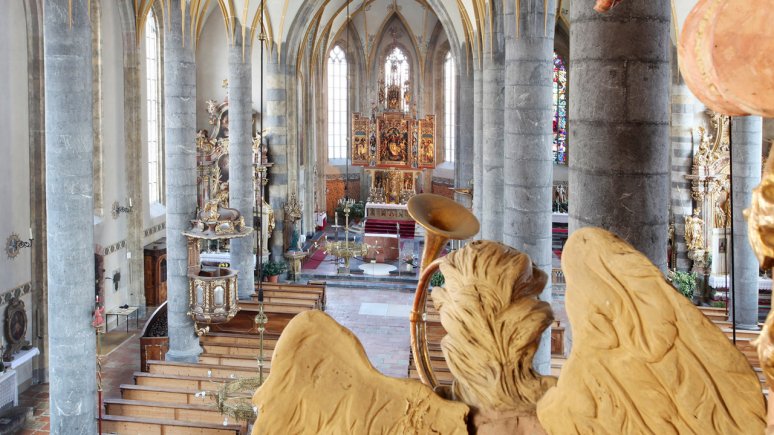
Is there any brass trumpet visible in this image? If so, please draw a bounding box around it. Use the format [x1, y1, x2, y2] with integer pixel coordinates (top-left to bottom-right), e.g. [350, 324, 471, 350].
[407, 193, 480, 390]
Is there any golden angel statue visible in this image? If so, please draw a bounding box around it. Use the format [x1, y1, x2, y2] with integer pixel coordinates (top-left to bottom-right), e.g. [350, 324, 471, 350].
[251, 225, 765, 434]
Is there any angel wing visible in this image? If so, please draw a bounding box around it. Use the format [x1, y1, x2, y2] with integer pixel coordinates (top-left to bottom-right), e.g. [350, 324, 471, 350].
[251, 310, 469, 435]
[536, 228, 766, 434]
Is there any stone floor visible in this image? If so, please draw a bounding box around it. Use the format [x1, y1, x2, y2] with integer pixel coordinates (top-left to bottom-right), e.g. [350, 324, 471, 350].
[19, 286, 413, 433]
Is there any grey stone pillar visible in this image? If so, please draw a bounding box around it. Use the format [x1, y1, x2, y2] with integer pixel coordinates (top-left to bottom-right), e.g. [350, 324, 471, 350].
[164, 1, 201, 362]
[472, 64, 483, 223]
[670, 47, 700, 272]
[730, 116, 762, 329]
[503, 0, 556, 376]
[44, 0, 96, 432]
[568, 0, 670, 270]
[481, 7, 505, 240]
[456, 64, 474, 209]
[229, 32, 255, 299]
[266, 56, 289, 257]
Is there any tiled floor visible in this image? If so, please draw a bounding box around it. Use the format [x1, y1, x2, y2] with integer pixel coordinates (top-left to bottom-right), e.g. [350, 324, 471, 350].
[18, 286, 414, 432]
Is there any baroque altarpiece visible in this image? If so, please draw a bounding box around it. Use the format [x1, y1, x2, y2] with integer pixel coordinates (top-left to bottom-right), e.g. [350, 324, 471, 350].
[682, 112, 732, 286]
[195, 95, 274, 260]
[351, 68, 437, 206]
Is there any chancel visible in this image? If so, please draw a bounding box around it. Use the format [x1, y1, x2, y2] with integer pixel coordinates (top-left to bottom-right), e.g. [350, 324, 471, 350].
[3, 0, 774, 433]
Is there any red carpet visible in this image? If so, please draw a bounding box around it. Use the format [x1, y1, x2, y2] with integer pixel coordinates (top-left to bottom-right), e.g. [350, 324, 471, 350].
[302, 249, 327, 270]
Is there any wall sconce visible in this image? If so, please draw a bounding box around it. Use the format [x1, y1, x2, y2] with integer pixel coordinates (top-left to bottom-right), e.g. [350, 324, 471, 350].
[112, 198, 133, 219]
[5, 228, 33, 260]
[104, 271, 121, 291]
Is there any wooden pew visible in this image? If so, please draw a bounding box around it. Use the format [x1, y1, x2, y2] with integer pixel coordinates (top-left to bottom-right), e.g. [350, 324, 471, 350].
[253, 281, 327, 310]
[104, 398, 240, 428]
[199, 352, 273, 368]
[102, 414, 244, 435]
[120, 384, 210, 405]
[147, 360, 266, 379]
[133, 372, 228, 391]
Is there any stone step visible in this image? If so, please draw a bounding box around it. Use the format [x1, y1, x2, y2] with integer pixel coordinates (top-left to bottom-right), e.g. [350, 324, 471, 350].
[101, 413, 244, 435]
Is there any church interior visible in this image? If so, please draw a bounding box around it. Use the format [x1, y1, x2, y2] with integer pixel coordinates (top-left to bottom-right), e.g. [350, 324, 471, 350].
[3, 0, 774, 433]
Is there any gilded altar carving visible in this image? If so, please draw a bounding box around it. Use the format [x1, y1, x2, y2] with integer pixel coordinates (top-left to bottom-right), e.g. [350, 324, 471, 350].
[747, 144, 774, 431]
[684, 209, 706, 251]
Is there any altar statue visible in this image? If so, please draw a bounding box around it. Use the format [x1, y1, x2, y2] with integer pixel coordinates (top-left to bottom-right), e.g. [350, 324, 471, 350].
[684, 209, 705, 251]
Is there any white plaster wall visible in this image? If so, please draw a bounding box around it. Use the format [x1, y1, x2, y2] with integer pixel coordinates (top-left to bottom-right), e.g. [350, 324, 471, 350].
[0, 0, 32, 287]
[0, 0, 33, 344]
[97, 0, 133, 321]
[196, 10, 265, 131]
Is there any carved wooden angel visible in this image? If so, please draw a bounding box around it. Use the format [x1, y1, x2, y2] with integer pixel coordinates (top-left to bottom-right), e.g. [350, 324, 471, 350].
[251, 226, 765, 434]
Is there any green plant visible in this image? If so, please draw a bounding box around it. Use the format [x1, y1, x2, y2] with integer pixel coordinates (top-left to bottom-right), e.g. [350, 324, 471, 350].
[430, 271, 445, 288]
[262, 260, 287, 277]
[669, 270, 697, 299]
[336, 201, 366, 222]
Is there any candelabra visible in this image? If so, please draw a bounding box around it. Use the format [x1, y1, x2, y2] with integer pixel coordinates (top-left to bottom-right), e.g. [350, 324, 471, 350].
[324, 198, 369, 274]
[111, 198, 134, 219]
[5, 229, 33, 260]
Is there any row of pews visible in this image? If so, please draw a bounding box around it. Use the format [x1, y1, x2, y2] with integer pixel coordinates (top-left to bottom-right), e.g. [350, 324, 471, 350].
[101, 281, 326, 434]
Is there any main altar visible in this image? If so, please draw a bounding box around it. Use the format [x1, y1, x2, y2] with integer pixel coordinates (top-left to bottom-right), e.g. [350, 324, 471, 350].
[352, 62, 437, 255]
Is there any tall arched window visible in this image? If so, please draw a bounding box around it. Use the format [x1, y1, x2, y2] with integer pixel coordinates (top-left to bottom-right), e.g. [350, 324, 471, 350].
[384, 46, 410, 112]
[553, 52, 568, 165]
[444, 52, 456, 163]
[328, 45, 348, 160]
[146, 10, 164, 203]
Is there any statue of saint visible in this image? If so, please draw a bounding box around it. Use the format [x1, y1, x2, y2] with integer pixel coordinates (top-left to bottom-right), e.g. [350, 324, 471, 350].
[714, 201, 727, 228]
[685, 209, 705, 251]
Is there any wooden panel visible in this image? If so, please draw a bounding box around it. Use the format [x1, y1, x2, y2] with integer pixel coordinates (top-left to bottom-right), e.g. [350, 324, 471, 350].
[431, 181, 454, 199]
[140, 336, 169, 373]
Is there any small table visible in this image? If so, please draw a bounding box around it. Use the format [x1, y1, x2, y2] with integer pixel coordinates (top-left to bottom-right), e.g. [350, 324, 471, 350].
[106, 307, 139, 333]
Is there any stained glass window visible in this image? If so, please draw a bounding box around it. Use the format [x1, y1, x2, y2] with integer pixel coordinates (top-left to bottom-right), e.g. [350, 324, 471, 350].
[553, 53, 568, 165]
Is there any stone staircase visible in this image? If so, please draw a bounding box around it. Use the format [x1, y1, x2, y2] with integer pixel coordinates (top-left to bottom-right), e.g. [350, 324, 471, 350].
[101, 283, 326, 434]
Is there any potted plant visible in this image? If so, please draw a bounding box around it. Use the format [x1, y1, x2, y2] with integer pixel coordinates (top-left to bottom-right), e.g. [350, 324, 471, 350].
[669, 270, 697, 300]
[262, 260, 287, 283]
[336, 201, 366, 225]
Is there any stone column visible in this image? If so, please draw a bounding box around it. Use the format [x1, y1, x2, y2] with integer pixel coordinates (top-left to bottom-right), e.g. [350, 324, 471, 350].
[229, 31, 255, 299]
[456, 65, 474, 209]
[164, 1, 201, 362]
[472, 64, 483, 224]
[730, 116, 762, 329]
[503, 0, 556, 376]
[568, 0, 670, 270]
[481, 7, 505, 240]
[44, 0, 96, 431]
[265, 55, 289, 257]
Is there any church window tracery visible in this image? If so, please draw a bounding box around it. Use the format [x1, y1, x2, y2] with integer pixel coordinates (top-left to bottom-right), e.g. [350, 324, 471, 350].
[384, 46, 410, 112]
[444, 52, 455, 163]
[146, 10, 164, 204]
[328, 45, 348, 160]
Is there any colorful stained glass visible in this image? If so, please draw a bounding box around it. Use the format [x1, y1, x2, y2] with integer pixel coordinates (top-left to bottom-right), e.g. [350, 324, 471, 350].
[553, 53, 568, 165]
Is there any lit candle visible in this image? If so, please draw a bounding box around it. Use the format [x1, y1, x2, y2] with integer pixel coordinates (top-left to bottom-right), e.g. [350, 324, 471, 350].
[335, 212, 338, 226]
[129, 197, 132, 208]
